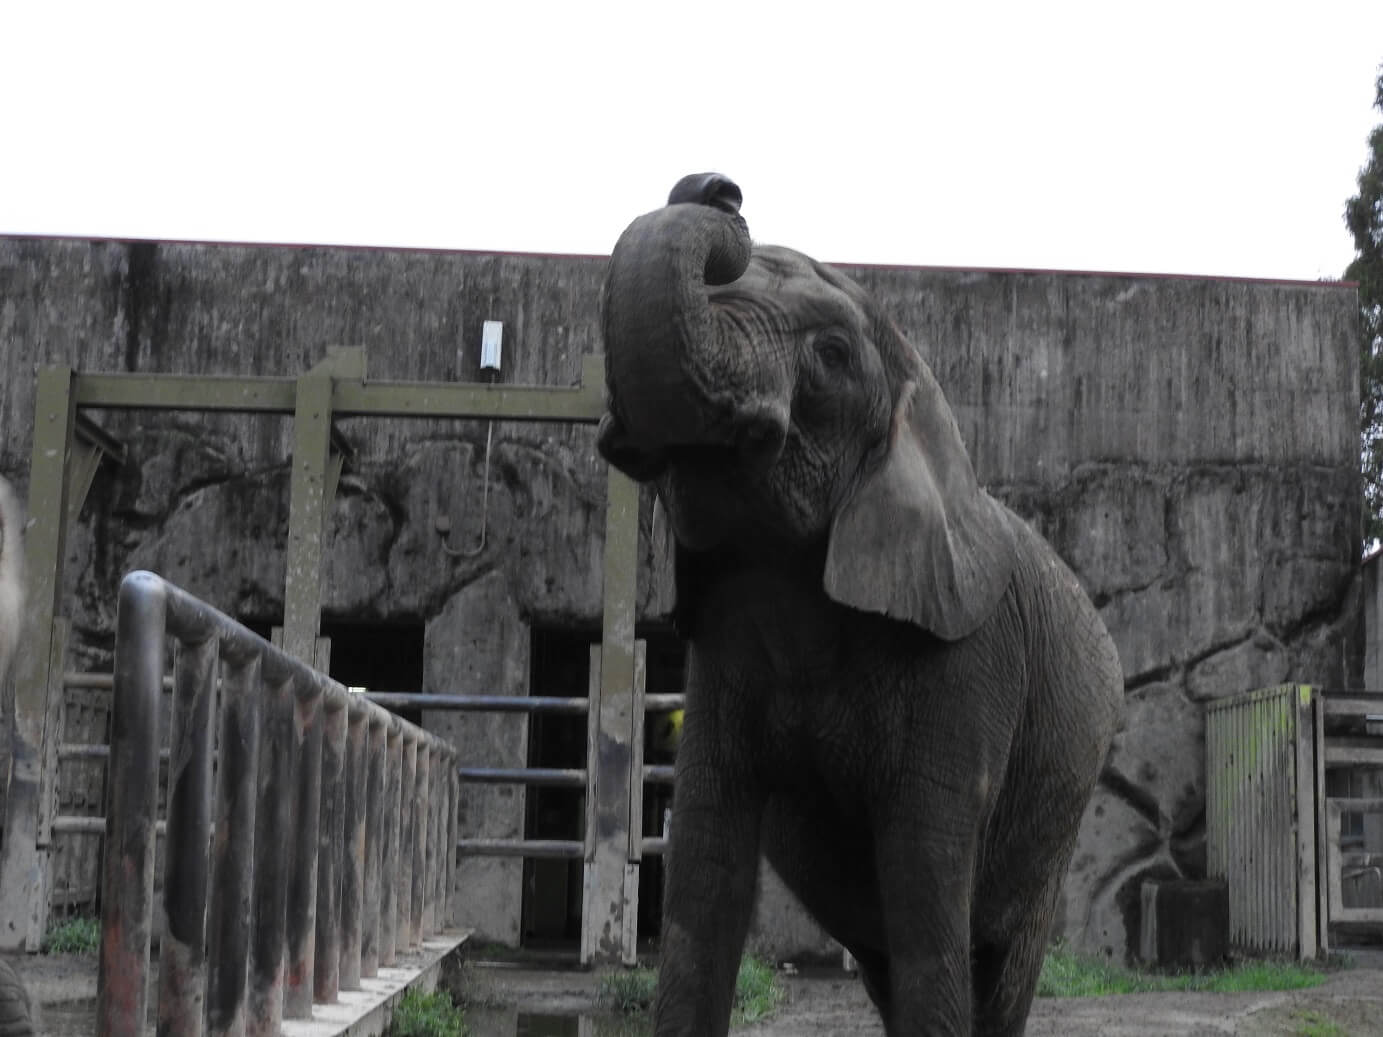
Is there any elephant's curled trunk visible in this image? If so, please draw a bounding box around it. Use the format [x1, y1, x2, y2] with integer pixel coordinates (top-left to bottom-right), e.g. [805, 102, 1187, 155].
[600, 175, 755, 465]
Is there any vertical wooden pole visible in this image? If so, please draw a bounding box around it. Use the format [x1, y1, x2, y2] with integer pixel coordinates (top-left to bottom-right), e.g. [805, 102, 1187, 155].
[0, 366, 75, 950]
[580, 469, 639, 965]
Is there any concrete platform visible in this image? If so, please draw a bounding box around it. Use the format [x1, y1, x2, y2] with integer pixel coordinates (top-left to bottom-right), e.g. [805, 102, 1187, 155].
[6, 930, 471, 1036]
[283, 931, 472, 1037]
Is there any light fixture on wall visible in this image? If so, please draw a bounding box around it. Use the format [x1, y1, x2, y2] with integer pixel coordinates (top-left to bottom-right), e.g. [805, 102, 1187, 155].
[438, 320, 503, 558]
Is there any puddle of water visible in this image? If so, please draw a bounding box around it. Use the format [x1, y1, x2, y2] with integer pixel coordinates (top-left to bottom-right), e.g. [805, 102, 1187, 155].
[469, 1009, 651, 1037]
[517, 1013, 580, 1036]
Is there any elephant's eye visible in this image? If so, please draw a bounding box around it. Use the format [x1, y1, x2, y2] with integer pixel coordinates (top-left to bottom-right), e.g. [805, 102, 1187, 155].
[815, 334, 852, 373]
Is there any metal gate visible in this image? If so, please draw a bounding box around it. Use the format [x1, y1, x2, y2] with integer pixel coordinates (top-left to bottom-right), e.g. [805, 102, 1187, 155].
[0, 349, 646, 964]
[1207, 684, 1383, 957]
[98, 570, 459, 1036]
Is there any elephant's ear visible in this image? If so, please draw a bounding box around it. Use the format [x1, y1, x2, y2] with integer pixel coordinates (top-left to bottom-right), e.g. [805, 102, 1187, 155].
[824, 374, 1017, 641]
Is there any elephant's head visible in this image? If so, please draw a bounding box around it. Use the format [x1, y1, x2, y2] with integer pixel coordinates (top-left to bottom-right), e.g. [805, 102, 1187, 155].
[598, 174, 1017, 640]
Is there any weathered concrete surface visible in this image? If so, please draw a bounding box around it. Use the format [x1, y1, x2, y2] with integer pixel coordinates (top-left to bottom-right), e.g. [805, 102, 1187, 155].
[0, 236, 1361, 963]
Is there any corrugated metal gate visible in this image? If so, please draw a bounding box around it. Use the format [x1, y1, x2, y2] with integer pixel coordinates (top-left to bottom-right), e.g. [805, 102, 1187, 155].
[1207, 684, 1383, 957]
[1205, 684, 1321, 957]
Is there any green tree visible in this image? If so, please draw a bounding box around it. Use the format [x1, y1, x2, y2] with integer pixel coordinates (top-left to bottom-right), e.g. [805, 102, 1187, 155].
[1348, 66, 1383, 546]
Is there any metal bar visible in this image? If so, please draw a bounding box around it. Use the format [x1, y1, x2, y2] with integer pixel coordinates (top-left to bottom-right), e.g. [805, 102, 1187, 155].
[444, 754, 458, 930]
[411, 745, 431, 947]
[339, 699, 368, 990]
[54, 816, 153, 835]
[641, 838, 669, 857]
[313, 697, 348, 1004]
[643, 694, 686, 712]
[361, 710, 386, 977]
[458, 767, 587, 787]
[380, 721, 403, 966]
[157, 633, 218, 1037]
[425, 745, 440, 936]
[1323, 696, 1383, 716]
[367, 692, 589, 714]
[1314, 692, 1329, 954]
[0, 365, 76, 950]
[398, 735, 418, 951]
[643, 765, 676, 785]
[247, 675, 295, 1037]
[206, 652, 263, 1037]
[457, 839, 585, 859]
[96, 573, 165, 1037]
[73, 372, 298, 412]
[331, 379, 604, 423]
[1324, 745, 1383, 766]
[282, 371, 334, 663]
[283, 685, 324, 1019]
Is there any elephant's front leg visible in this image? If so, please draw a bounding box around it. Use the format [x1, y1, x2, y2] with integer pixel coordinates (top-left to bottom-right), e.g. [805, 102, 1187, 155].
[874, 795, 980, 1036]
[654, 691, 763, 1037]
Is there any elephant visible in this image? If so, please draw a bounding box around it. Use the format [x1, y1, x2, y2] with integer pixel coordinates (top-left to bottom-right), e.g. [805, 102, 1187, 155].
[597, 174, 1123, 1037]
[0, 476, 22, 696]
[0, 480, 33, 1036]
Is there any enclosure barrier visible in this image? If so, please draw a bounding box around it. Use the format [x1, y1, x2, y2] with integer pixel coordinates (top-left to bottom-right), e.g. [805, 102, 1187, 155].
[1206, 684, 1320, 958]
[97, 571, 460, 1037]
[366, 646, 685, 965]
[1207, 684, 1383, 958]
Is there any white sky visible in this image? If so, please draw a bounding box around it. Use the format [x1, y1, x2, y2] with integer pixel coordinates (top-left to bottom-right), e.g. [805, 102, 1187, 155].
[1, 2, 1380, 281]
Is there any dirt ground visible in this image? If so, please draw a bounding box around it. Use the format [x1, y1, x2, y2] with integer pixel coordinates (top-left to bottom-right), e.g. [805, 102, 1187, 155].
[458, 958, 1383, 1037]
[9, 950, 1383, 1035]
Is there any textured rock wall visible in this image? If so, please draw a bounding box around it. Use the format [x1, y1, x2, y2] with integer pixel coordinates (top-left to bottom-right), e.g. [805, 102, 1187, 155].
[0, 237, 1361, 960]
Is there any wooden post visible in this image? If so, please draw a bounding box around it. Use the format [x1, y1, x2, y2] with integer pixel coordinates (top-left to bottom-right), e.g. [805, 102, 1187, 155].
[580, 469, 640, 965]
[0, 366, 75, 950]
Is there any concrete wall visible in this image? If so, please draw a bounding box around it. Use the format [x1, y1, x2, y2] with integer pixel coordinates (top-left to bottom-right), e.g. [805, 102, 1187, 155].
[0, 236, 1362, 962]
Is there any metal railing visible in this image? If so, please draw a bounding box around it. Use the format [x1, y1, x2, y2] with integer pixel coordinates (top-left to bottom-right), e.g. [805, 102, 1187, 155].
[365, 648, 684, 964]
[97, 571, 460, 1037]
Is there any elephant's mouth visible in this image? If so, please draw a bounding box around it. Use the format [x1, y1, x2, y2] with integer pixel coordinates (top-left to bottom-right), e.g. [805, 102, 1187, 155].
[598, 400, 788, 482]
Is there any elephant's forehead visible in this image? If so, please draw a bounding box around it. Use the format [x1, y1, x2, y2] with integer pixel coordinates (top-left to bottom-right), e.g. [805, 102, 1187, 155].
[712, 245, 867, 328]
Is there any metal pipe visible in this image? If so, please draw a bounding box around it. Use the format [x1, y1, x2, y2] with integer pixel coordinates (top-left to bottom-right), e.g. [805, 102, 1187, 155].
[458, 766, 587, 787]
[247, 675, 295, 1037]
[428, 747, 443, 935]
[398, 734, 418, 951]
[456, 839, 584, 858]
[411, 745, 430, 947]
[361, 710, 386, 976]
[380, 720, 403, 966]
[157, 633, 218, 1037]
[97, 572, 165, 1037]
[205, 652, 263, 1037]
[283, 686, 324, 1019]
[313, 697, 348, 1004]
[339, 698, 368, 989]
[367, 692, 589, 714]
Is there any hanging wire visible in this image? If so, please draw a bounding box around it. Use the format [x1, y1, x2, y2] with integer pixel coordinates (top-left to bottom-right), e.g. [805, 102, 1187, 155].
[440, 370, 497, 558]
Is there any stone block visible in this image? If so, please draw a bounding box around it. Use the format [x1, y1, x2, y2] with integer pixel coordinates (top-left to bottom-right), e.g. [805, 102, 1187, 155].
[1139, 878, 1228, 969]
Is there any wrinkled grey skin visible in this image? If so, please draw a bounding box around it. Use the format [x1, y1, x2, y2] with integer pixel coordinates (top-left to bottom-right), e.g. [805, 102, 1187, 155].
[598, 175, 1123, 1037]
[0, 481, 34, 1036]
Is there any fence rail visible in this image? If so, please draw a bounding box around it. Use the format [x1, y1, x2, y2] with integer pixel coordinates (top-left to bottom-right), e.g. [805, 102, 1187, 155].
[97, 571, 461, 1037]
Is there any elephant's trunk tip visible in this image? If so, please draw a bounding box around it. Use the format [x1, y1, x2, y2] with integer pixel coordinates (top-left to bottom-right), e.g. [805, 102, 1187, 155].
[668, 173, 742, 216]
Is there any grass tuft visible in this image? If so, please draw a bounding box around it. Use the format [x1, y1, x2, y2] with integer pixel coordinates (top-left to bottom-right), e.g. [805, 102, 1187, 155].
[732, 954, 784, 1024]
[41, 916, 100, 955]
[599, 954, 784, 1022]
[1036, 944, 1332, 998]
[389, 987, 469, 1037]
[1291, 1008, 1350, 1037]
[598, 967, 658, 1013]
